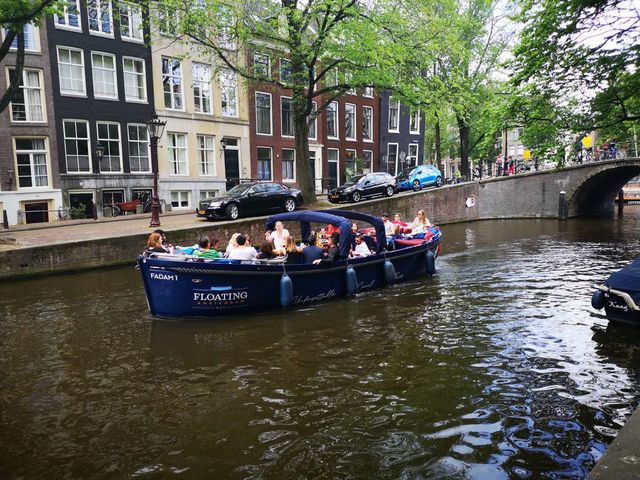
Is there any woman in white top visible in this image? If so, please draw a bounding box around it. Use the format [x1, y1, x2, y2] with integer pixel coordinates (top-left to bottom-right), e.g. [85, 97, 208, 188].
[225, 232, 241, 256]
[270, 221, 290, 251]
[409, 210, 432, 236]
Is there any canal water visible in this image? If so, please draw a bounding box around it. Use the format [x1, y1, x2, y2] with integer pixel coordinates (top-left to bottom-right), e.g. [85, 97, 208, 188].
[2, 211, 640, 479]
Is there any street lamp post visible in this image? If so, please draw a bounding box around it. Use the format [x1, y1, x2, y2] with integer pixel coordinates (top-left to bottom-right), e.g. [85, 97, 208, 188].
[147, 114, 167, 228]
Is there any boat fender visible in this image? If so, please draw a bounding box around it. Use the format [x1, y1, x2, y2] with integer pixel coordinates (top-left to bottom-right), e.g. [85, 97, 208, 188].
[384, 259, 396, 285]
[426, 250, 436, 275]
[345, 266, 358, 296]
[280, 273, 293, 308]
[591, 289, 605, 310]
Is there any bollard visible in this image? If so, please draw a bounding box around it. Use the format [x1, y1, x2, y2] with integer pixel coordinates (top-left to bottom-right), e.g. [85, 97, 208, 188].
[92, 202, 98, 220]
[2, 210, 8, 229]
[618, 189, 624, 216]
[558, 191, 567, 220]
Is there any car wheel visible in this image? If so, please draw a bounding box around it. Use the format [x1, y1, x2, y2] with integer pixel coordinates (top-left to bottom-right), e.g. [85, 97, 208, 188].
[436, 176, 443, 187]
[412, 180, 421, 191]
[284, 197, 296, 212]
[386, 186, 394, 197]
[225, 203, 239, 220]
[352, 191, 361, 202]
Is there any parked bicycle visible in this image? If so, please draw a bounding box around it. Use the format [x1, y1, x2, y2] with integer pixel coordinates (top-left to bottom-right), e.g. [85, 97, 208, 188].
[106, 193, 152, 216]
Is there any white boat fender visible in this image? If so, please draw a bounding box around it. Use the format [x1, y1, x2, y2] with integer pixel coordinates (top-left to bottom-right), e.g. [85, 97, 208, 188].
[591, 289, 605, 310]
[426, 250, 436, 275]
[384, 259, 396, 285]
[280, 273, 293, 307]
[345, 266, 358, 296]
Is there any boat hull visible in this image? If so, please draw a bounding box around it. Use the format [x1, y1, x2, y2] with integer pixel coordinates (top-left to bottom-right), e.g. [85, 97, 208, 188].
[138, 240, 441, 318]
[602, 291, 640, 326]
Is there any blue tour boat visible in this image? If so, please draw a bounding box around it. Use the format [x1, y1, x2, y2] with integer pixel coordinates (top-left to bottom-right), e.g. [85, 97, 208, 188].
[592, 257, 640, 326]
[138, 210, 442, 318]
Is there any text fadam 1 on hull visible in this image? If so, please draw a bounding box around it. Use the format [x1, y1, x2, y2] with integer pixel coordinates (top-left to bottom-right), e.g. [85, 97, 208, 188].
[137, 210, 443, 318]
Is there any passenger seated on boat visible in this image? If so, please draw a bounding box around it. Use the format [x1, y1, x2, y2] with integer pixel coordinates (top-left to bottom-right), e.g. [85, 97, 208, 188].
[152, 229, 174, 253]
[302, 234, 324, 264]
[196, 236, 222, 259]
[313, 233, 340, 265]
[227, 234, 258, 261]
[145, 232, 169, 254]
[351, 233, 371, 258]
[285, 236, 304, 264]
[381, 213, 395, 249]
[407, 210, 431, 239]
[270, 221, 290, 251]
[257, 240, 277, 259]
[225, 233, 241, 257]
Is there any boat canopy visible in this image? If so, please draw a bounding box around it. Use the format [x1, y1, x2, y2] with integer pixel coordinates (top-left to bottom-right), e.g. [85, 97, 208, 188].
[327, 209, 386, 253]
[265, 211, 353, 258]
[606, 257, 640, 293]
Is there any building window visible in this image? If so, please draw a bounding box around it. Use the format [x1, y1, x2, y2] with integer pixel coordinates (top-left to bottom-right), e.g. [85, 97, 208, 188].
[96, 122, 121, 172]
[192, 63, 212, 114]
[254, 53, 270, 78]
[257, 147, 272, 180]
[123, 57, 146, 102]
[102, 189, 124, 205]
[308, 101, 317, 140]
[167, 133, 188, 175]
[87, 0, 113, 36]
[345, 149, 357, 177]
[57, 46, 86, 96]
[8, 23, 39, 51]
[388, 97, 399, 132]
[387, 143, 398, 175]
[363, 86, 373, 97]
[55, 0, 81, 30]
[281, 97, 294, 137]
[325, 69, 338, 88]
[362, 150, 372, 173]
[255, 92, 272, 135]
[326, 101, 338, 139]
[218, 5, 235, 49]
[158, 6, 179, 36]
[345, 103, 356, 140]
[197, 134, 215, 176]
[220, 68, 237, 117]
[410, 110, 421, 134]
[15, 138, 48, 188]
[162, 57, 183, 110]
[119, 2, 143, 41]
[63, 119, 91, 172]
[8, 68, 44, 122]
[280, 59, 291, 83]
[200, 190, 218, 201]
[362, 106, 373, 142]
[91, 52, 117, 99]
[282, 149, 295, 181]
[171, 191, 190, 208]
[127, 124, 150, 172]
[408, 143, 419, 167]
[327, 148, 339, 188]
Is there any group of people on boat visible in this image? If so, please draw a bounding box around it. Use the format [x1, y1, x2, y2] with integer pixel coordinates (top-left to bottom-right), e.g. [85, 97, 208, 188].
[144, 209, 433, 264]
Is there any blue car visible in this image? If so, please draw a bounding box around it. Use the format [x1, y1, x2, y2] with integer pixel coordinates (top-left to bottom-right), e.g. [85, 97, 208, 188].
[396, 164, 443, 191]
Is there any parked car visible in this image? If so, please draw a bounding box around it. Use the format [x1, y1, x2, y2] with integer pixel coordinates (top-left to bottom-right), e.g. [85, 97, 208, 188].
[328, 172, 396, 203]
[197, 182, 303, 220]
[396, 164, 443, 191]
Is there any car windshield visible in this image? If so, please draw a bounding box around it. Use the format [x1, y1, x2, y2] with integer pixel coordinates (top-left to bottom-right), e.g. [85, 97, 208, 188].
[343, 175, 366, 187]
[397, 168, 416, 178]
[226, 184, 250, 196]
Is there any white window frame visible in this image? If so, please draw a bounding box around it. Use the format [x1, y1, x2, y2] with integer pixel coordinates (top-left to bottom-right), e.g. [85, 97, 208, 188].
[122, 56, 147, 103]
[197, 134, 216, 176]
[408, 143, 419, 167]
[57, 46, 86, 97]
[96, 121, 122, 173]
[255, 91, 272, 136]
[362, 149, 373, 173]
[162, 57, 184, 111]
[326, 101, 339, 140]
[5, 23, 40, 52]
[170, 191, 191, 209]
[345, 148, 357, 176]
[63, 119, 92, 173]
[253, 52, 270, 78]
[91, 51, 118, 100]
[388, 97, 400, 133]
[279, 58, 291, 83]
[119, 2, 143, 42]
[363, 86, 374, 98]
[127, 123, 150, 173]
[281, 96, 294, 138]
[362, 105, 373, 143]
[257, 146, 273, 181]
[200, 190, 218, 201]
[388, 142, 399, 175]
[54, 0, 82, 31]
[308, 101, 317, 140]
[281, 148, 295, 182]
[219, 68, 238, 117]
[410, 110, 421, 134]
[192, 63, 212, 114]
[7, 68, 45, 123]
[327, 148, 340, 186]
[14, 137, 50, 189]
[87, 0, 114, 37]
[167, 132, 189, 176]
[345, 103, 356, 141]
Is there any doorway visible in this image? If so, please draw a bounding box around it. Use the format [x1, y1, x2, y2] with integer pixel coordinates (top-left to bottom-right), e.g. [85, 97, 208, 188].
[24, 202, 49, 224]
[69, 192, 94, 219]
[223, 138, 240, 191]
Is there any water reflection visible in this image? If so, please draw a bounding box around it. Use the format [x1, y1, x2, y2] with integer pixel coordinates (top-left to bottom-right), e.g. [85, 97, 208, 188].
[2, 212, 640, 478]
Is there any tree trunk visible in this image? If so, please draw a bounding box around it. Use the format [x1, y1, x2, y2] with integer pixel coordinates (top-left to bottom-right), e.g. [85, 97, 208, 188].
[293, 97, 316, 203]
[457, 114, 470, 179]
[434, 115, 441, 169]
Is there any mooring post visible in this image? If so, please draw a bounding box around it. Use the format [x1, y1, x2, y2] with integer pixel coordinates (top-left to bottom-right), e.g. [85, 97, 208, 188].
[558, 191, 567, 220]
[2, 210, 8, 229]
[618, 189, 624, 216]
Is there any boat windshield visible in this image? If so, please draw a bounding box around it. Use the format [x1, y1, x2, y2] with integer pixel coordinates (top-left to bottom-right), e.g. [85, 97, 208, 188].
[343, 175, 366, 187]
[226, 184, 251, 196]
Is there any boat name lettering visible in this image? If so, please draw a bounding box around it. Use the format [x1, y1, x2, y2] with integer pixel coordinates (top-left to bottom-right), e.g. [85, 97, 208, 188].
[358, 280, 375, 290]
[608, 300, 628, 311]
[293, 290, 336, 305]
[194, 291, 248, 302]
[151, 272, 178, 281]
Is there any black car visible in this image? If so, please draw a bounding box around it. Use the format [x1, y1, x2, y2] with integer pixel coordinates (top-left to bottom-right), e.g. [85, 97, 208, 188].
[196, 182, 304, 220]
[328, 172, 396, 203]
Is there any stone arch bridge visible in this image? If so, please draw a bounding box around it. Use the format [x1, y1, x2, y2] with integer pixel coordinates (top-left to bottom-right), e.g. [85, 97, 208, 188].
[476, 158, 640, 219]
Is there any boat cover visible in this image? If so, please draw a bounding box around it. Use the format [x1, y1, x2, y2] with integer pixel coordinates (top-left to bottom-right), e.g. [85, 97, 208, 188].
[326, 209, 387, 253]
[606, 256, 640, 293]
[265, 211, 353, 258]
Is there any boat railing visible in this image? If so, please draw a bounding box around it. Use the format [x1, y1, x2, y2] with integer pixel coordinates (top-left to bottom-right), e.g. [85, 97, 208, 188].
[594, 285, 640, 311]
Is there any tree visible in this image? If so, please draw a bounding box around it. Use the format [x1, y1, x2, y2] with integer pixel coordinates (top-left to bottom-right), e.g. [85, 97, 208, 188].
[0, 0, 60, 113]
